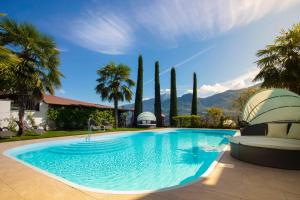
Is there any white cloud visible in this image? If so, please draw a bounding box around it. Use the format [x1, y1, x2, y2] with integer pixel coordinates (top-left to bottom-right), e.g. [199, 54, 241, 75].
[66, 0, 299, 54]
[135, 0, 299, 41]
[160, 89, 171, 94]
[160, 68, 259, 98]
[69, 11, 133, 54]
[186, 68, 260, 97]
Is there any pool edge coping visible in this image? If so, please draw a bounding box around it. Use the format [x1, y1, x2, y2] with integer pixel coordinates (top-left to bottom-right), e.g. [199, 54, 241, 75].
[2, 128, 238, 195]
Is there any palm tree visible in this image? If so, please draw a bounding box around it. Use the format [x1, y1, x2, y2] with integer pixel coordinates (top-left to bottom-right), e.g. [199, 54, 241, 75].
[254, 23, 300, 94]
[0, 18, 63, 135]
[0, 46, 21, 92]
[95, 62, 135, 128]
[0, 14, 20, 83]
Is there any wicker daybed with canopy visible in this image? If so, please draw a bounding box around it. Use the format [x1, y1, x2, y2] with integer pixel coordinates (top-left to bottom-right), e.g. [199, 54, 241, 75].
[230, 89, 300, 169]
[137, 112, 156, 128]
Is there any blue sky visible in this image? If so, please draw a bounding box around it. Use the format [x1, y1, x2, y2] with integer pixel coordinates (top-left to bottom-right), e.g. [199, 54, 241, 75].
[2, 0, 300, 105]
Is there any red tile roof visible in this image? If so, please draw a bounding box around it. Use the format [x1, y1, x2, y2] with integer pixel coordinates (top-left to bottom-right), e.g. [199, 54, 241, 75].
[43, 95, 132, 111]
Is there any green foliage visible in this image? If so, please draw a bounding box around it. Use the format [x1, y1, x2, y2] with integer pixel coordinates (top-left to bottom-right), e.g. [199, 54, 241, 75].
[5, 117, 17, 132]
[254, 23, 300, 94]
[26, 113, 36, 127]
[95, 62, 135, 128]
[173, 115, 201, 128]
[47, 109, 59, 121]
[0, 18, 63, 135]
[89, 110, 114, 126]
[169, 67, 178, 127]
[232, 87, 259, 115]
[154, 61, 162, 127]
[0, 46, 20, 85]
[205, 107, 224, 127]
[191, 72, 198, 115]
[47, 107, 115, 130]
[134, 55, 143, 126]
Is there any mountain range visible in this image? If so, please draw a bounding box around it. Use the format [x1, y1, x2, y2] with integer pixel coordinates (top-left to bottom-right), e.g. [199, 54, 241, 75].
[122, 85, 260, 120]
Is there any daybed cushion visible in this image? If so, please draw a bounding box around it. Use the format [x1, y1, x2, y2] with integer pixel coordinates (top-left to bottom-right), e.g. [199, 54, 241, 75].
[288, 123, 300, 140]
[267, 123, 288, 138]
[230, 136, 300, 150]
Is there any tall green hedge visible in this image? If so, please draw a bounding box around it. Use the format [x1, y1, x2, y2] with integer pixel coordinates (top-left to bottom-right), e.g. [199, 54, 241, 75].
[47, 107, 114, 130]
[173, 115, 201, 128]
[191, 72, 198, 115]
[133, 55, 143, 127]
[154, 61, 162, 127]
[169, 67, 178, 126]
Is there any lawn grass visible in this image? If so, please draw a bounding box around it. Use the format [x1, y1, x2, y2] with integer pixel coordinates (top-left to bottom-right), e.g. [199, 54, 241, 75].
[0, 128, 151, 143]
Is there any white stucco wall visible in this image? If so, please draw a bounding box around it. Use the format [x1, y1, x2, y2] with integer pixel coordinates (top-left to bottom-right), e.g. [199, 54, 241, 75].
[0, 100, 11, 127]
[0, 100, 49, 129]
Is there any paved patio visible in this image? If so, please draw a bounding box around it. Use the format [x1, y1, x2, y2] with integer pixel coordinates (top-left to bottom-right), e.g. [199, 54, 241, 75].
[0, 133, 299, 200]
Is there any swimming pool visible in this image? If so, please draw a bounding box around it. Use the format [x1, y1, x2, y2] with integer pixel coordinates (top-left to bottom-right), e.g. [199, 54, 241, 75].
[4, 129, 236, 193]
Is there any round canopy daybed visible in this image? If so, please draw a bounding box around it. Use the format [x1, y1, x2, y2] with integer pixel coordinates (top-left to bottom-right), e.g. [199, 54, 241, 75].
[230, 136, 300, 169]
[137, 112, 156, 128]
[241, 88, 300, 125]
[231, 89, 300, 169]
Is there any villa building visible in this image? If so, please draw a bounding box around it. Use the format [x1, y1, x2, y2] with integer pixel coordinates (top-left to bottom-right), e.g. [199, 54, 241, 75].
[0, 95, 132, 130]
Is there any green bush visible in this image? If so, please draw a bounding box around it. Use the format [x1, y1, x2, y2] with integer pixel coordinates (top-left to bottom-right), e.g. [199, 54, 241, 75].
[5, 116, 18, 132]
[47, 107, 115, 130]
[173, 115, 201, 128]
[205, 107, 223, 128]
[26, 113, 36, 127]
[89, 110, 114, 126]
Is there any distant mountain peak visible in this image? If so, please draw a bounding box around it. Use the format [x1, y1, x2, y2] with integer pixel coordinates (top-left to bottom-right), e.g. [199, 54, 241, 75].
[160, 92, 170, 101]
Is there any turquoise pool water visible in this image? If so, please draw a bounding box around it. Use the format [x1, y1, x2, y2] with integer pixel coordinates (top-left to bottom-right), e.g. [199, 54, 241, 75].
[5, 129, 236, 193]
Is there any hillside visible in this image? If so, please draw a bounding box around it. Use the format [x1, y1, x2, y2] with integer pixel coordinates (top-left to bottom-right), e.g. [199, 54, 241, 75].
[123, 85, 260, 119]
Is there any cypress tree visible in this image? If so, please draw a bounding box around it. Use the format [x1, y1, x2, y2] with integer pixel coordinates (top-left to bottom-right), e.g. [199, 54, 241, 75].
[191, 72, 198, 115]
[169, 67, 178, 126]
[133, 55, 143, 127]
[154, 61, 162, 127]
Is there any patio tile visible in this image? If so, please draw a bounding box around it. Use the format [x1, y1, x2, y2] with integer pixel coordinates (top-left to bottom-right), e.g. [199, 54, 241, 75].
[283, 192, 300, 200]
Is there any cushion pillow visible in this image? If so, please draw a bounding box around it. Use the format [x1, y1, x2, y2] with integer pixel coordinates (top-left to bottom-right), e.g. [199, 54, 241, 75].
[288, 123, 300, 140]
[267, 123, 288, 138]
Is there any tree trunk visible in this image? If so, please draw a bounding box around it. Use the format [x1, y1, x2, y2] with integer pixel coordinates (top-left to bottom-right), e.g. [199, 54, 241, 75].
[114, 98, 118, 128]
[18, 100, 25, 136]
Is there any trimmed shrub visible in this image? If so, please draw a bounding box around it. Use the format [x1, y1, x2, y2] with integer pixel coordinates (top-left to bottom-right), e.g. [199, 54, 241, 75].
[89, 110, 114, 127]
[47, 106, 114, 130]
[173, 115, 201, 128]
[169, 68, 178, 126]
